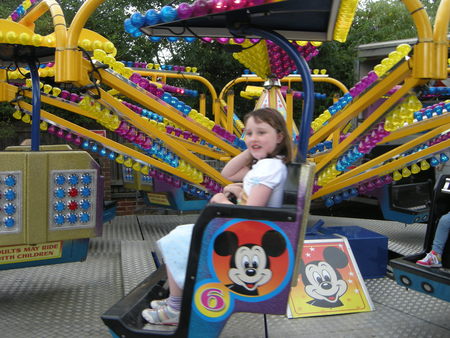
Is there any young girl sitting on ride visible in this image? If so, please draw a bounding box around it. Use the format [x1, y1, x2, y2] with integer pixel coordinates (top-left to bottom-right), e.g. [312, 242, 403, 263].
[142, 107, 293, 325]
[416, 211, 450, 268]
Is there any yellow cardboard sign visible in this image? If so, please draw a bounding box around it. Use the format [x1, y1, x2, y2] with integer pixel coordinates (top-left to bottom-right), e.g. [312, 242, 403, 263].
[0, 241, 63, 264]
[288, 238, 373, 318]
[147, 192, 171, 206]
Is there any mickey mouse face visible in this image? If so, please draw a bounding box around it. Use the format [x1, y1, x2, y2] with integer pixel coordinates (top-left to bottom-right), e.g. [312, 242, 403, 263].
[228, 245, 272, 292]
[304, 261, 347, 303]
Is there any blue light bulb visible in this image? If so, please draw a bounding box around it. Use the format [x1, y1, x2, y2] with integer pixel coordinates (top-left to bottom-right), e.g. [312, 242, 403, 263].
[80, 213, 90, 223]
[145, 9, 161, 26]
[54, 201, 65, 212]
[108, 152, 116, 160]
[183, 106, 192, 114]
[324, 197, 334, 207]
[67, 213, 78, 224]
[131, 30, 143, 38]
[159, 6, 178, 23]
[81, 174, 92, 184]
[333, 194, 343, 204]
[80, 186, 91, 197]
[80, 199, 91, 210]
[440, 153, 449, 163]
[68, 174, 79, 185]
[5, 175, 16, 187]
[54, 188, 65, 198]
[4, 203, 16, 215]
[430, 157, 440, 167]
[4, 217, 15, 228]
[55, 175, 65, 185]
[130, 12, 145, 28]
[54, 214, 65, 225]
[4, 189, 16, 201]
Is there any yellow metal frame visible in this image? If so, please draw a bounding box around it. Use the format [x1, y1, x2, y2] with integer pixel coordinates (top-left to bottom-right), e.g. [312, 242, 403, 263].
[134, 70, 221, 117]
[0, 0, 448, 201]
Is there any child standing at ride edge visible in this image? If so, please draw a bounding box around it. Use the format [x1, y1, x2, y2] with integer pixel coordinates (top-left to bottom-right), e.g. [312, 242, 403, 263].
[142, 107, 293, 325]
[416, 211, 450, 267]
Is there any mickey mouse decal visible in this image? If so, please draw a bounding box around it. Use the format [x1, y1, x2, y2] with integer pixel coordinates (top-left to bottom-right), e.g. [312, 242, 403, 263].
[214, 230, 286, 296]
[301, 246, 348, 308]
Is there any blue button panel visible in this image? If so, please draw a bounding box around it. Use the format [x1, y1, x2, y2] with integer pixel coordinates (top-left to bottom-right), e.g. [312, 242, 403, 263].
[0, 171, 22, 234]
[49, 169, 97, 230]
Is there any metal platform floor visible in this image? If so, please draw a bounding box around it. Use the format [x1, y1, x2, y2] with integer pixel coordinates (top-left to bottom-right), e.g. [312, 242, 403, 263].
[1, 214, 450, 338]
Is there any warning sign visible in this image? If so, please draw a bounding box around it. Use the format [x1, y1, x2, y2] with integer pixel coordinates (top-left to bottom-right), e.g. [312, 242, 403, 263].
[147, 193, 171, 206]
[0, 241, 63, 264]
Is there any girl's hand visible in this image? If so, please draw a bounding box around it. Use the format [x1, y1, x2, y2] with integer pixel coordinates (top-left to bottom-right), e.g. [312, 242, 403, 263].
[223, 183, 243, 198]
[209, 193, 233, 205]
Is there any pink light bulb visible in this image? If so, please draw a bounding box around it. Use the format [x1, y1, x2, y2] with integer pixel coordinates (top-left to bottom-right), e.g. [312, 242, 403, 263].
[210, 0, 228, 13]
[247, 0, 264, 5]
[229, 0, 247, 10]
[216, 37, 230, 44]
[74, 137, 82, 146]
[192, 0, 210, 16]
[177, 3, 194, 19]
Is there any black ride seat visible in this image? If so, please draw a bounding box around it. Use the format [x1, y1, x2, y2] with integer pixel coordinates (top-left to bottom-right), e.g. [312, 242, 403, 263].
[101, 161, 315, 337]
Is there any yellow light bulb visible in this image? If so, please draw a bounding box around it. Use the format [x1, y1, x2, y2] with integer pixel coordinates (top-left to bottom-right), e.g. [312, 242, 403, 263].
[115, 155, 124, 164]
[124, 158, 133, 167]
[373, 64, 387, 77]
[6, 31, 17, 44]
[13, 110, 22, 120]
[93, 49, 106, 62]
[80, 39, 92, 50]
[22, 114, 31, 123]
[40, 121, 48, 131]
[92, 40, 103, 50]
[103, 41, 115, 54]
[393, 170, 402, 181]
[52, 87, 62, 97]
[132, 162, 141, 171]
[141, 166, 150, 175]
[31, 34, 43, 47]
[420, 160, 430, 170]
[396, 43, 412, 56]
[401, 166, 411, 178]
[411, 163, 421, 174]
[19, 32, 30, 45]
[43, 84, 52, 94]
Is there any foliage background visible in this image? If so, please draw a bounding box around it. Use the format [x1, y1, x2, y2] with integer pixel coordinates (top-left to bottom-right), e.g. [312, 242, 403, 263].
[0, 0, 442, 145]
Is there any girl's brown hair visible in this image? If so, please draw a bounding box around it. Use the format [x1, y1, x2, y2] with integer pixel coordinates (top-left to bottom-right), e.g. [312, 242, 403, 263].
[243, 107, 293, 164]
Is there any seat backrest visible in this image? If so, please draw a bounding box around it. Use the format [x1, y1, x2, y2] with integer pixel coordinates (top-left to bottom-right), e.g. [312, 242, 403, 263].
[282, 162, 301, 208]
[177, 161, 315, 338]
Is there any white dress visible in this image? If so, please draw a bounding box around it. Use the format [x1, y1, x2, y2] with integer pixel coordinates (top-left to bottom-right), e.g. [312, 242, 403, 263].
[157, 158, 287, 288]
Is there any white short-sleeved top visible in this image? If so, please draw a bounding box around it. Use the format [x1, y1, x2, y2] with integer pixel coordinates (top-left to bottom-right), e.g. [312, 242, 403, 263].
[242, 157, 287, 208]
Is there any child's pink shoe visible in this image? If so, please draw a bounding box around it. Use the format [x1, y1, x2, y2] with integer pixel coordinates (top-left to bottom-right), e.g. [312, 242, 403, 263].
[416, 250, 442, 268]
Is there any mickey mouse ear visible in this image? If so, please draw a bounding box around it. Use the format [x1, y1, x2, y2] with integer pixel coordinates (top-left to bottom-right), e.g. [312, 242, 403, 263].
[261, 230, 286, 257]
[214, 231, 238, 256]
